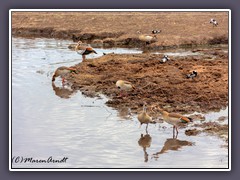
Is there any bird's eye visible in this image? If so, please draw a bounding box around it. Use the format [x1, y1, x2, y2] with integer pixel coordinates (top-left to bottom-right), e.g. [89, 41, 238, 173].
[118, 86, 121, 89]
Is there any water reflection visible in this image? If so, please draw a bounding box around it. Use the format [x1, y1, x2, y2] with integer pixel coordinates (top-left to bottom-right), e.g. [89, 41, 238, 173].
[152, 138, 194, 160]
[138, 133, 152, 162]
[117, 106, 132, 120]
[51, 82, 76, 99]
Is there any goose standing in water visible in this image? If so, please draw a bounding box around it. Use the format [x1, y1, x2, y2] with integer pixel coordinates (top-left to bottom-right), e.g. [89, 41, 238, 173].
[116, 80, 135, 97]
[137, 103, 156, 133]
[75, 41, 97, 61]
[52, 66, 77, 84]
[153, 107, 193, 138]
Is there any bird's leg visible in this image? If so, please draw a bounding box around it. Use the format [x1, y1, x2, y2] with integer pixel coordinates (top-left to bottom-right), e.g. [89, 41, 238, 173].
[123, 91, 128, 97]
[120, 91, 127, 98]
[173, 126, 175, 138]
[62, 77, 66, 86]
[144, 149, 149, 162]
[118, 90, 124, 98]
[145, 124, 149, 133]
[175, 126, 179, 138]
[82, 55, 86, 62]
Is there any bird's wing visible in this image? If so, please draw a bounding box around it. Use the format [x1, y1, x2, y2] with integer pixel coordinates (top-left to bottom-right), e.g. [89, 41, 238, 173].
[75, 43, 93, 50]
[86, 47, 95, 52]
[66, 67, 77, 72]
[168, 113, 191, 123]
[124, 81, 135, 88]
[123, 80, 133, 85]
[76, 49, 86, 55]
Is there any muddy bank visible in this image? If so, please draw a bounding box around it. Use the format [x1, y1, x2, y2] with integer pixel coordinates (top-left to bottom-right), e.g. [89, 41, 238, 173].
[12, 12, 228, 49]
[185, 121, 228, 147]
[66, 48, 228, 115]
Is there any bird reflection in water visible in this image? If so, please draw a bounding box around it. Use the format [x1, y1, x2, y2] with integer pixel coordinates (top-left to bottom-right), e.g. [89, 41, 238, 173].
[152, 138, 194, 160]
[138, 133, 152, 162]
[52, 82, 76, 99]
[117, 106, 132, 120]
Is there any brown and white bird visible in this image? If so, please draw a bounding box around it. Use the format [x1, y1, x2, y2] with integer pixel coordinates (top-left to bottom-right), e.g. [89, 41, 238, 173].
[138, 34, 157, 45]
[137, 31, 157, 45]
[151, 30, 161, 34]
[186, 70, 198, 79]
[210, 18, 218, 27]
[137, 103, 156, 132]
[155, 107, 193, 138]
[116, 80, 135, 97]
[52, 66, 77, 83]
[160, 55, 170, 63]
[75, 41, 97, 61]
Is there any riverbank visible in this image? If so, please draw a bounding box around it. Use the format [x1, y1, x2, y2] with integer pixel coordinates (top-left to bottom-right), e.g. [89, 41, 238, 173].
[12, 11, 228, 49]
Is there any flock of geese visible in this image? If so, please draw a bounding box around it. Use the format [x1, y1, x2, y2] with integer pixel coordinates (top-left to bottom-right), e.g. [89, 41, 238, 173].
[52, 18, 219, 138]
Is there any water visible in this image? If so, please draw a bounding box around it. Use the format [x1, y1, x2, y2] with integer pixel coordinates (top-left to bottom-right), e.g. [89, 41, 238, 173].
[11, 37, 229, 169]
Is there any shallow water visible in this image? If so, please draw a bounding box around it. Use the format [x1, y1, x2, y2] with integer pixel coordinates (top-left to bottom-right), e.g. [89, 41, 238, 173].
[11, 37, 229, 169]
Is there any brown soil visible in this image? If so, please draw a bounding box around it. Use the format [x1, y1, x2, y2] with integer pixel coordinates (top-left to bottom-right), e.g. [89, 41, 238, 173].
[67, 49, 228, 115]
[12, 11, 228, 49]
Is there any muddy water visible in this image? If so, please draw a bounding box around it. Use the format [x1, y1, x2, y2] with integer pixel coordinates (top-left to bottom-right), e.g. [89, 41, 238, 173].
[11, 38, 228, 169]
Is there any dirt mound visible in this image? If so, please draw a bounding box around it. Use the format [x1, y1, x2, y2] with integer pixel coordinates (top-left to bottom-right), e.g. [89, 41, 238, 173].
[66, 48, 228, 115]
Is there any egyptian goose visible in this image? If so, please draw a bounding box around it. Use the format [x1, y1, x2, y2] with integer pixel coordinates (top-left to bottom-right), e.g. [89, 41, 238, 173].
[116, 80, 135, 97]
[155, 107, 193, 138]
[137, 31, 157, 45]
[186, 70, 197, 79]
[139, 34, 157, 45]
[52, 66, 77, 83]
[152, 30, 161, 34]
[75, 41, 97, 61]
[210, 18, 218, 27]
[137, 103, 156, 132]
[160, 55, 170, 63]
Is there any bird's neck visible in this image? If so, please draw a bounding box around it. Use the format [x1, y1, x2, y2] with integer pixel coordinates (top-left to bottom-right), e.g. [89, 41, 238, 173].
[159, 108, 169, 117]
[143, 105, 147, 113]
